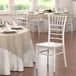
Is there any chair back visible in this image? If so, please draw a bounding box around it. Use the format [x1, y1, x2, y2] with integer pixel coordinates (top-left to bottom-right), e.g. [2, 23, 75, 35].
[28, 13, 39, 23]
[48, 14, 67, 43]
[55, 7, 69, 13]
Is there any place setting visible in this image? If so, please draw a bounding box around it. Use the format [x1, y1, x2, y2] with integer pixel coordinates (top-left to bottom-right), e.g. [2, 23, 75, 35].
[2, 29, 17, 34]
[0, 22, 17, 34]
[11, 20, 24, 30]
[0, 20, 25, 34]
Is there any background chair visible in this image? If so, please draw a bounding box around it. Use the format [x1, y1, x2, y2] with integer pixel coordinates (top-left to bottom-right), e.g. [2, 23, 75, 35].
[28, 13, 40, 32]
[55, 7, 68, 13]
[28, 13, 46, 40]
[36, 14, 67, 73]
[13, 14, 29, 28]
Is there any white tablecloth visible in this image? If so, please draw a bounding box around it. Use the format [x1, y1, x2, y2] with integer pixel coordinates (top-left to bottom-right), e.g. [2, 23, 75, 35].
[0, 28, 35, 75]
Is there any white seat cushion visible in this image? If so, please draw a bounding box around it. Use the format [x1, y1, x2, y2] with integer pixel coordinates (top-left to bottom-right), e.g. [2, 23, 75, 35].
[36, 42, 62, 48]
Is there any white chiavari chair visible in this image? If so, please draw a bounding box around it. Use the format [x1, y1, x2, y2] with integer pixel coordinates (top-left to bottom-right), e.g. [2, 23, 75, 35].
[36, 14, 67, 73]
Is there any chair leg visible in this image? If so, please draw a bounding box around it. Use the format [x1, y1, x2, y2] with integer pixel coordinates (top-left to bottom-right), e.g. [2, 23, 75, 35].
[47, 49, 49, 73]
[63, 46, 67, 67]
[37, 23, 40, 42]
[36, 46, 39, 69]
[70, 16, 73, 33]
[54, 47, 56, 73]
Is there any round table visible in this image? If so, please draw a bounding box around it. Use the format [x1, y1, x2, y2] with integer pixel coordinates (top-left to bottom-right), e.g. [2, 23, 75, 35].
[0, 28, 34, 75]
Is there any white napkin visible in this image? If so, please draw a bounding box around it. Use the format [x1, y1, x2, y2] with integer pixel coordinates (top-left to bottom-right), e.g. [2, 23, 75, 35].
[13, 20, 18, 26]
[12, 20, 24, 28]
[5, 23, 11, 31]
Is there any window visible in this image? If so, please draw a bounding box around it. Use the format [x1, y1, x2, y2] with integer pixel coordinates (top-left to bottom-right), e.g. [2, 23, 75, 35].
[14, 0, 32, 10]
[0, 0, 55, 13]
[38, 0, 55, 11]
[0, 0, 9, 10]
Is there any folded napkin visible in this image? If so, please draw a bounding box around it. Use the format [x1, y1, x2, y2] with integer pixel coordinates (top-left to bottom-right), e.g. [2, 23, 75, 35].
[5, 23, 11, 31]
[12, 20, 24, 29]
[13, 20, 18, 26]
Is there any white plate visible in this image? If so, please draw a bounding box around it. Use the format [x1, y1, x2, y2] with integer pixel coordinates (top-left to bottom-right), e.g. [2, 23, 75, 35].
[3, 30, 17, 33]
[11, 26, 23, 29]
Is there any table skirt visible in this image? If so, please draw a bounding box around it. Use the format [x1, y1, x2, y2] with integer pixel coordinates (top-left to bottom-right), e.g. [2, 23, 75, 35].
[0, 48, 35, 75]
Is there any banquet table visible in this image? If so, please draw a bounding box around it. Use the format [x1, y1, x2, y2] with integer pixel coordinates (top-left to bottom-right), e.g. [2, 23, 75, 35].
[0, 28, 34, 75]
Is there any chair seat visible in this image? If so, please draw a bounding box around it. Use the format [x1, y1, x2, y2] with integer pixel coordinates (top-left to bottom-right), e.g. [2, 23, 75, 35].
[36, 42, 62, 48]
